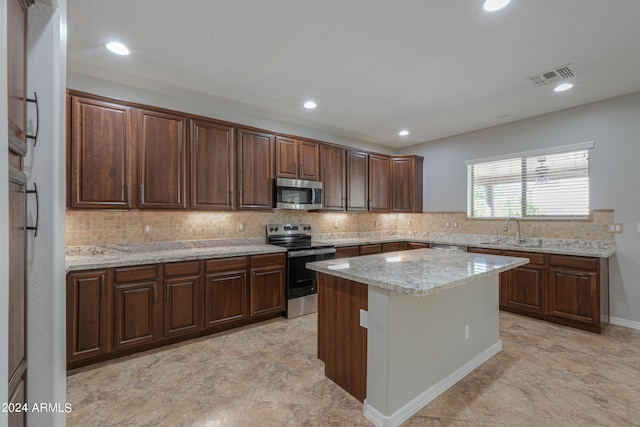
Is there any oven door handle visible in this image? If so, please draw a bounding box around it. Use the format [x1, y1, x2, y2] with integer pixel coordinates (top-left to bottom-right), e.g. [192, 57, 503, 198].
[288, 248, 336, 258]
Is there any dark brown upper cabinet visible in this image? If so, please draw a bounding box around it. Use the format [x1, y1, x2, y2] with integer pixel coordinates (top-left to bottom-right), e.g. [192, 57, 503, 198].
[368, 154, 391, 213]
[320, 144, 346, 211]
[138, 108, 188, 209]
[190, 119, 235, 210]
[237, 128, 275, 210]
[346, 150, 368, 211]
[275, 136, 320, 181]
[69, 95, 134, 209]
[7, 0, 31, 157]
[391, 155, 423, 213]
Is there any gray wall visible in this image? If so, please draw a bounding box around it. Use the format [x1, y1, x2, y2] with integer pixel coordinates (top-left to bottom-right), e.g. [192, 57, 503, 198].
[401, 91, 640, 324]
[67, 72, 395, 156]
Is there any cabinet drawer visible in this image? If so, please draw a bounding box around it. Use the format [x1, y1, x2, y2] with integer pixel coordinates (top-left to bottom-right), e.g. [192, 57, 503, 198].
[251, 253, 285, 268]
[503, 251, 545, 265]
[335, 246, 360, 259]
[114, 265, 157, 282]
[164, 260, 200, 277]
[382, 242, 404, 252]
[408, 242, 429, 249]
[360, 244, 382, 255]
[469, 247, 502, 255]
[549, 255, 598, 271]
[206, 256, 247, 273]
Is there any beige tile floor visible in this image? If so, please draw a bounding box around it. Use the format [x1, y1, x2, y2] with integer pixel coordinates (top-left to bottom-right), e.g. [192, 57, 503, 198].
[67, 312, 640, 426]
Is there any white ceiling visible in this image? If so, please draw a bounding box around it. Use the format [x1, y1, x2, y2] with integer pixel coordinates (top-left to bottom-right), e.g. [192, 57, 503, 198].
[67, 0, 640, 149]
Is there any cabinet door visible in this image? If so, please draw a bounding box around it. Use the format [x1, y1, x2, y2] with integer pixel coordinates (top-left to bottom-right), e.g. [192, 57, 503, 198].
[163, 275, 201, 338]
[391, 156, 423, 213]
[382, 242, 404, 253]
[7, 0, 29, 156]
[70, 96, 133, 208]
[299, 140, 320, 181]
[190, 119, 235, 210]
[138, 109, 188, 209]
[275, 136, 298, 179]
[548, 268, 598, 324]
[250, 263, 285, 318]
[204, 271, 247, 328]
[321, 145, 346, 211]
[502, 265, 546, 314]
[8, 177, 26, 391]
[113, 281, 159, 350]
[66, 270, 108, 361]
[368, 154, 390, 212]
[237, 129, 274, 210]
[346, 150, 368, 211]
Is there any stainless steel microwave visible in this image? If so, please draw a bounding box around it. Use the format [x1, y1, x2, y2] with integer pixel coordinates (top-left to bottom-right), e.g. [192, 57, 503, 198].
[274, 178, 323, 210]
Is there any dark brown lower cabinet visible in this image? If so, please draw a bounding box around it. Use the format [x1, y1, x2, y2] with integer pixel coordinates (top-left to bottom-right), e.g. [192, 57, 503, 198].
[67, 254, 286, 368]
[407, 242, 429, 249]
[113, 265, 160, 350]
[468, 247, 609, 333]
[250, 253, 286, 318]
[204, 257, 248, 328]
[66, 270, 108, 362]
[382, 241, 405, 252]
[163, 272, 201, 338]
[501, 251, 546, 314]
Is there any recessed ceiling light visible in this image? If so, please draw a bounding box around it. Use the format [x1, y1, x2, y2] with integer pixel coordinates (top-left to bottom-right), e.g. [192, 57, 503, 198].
[398, 130, 410, 136]
[303, 101, 317, 109]
[483, 0, 511, 12]
[554, 83, 574, 92]
[105, 41, 130, 56]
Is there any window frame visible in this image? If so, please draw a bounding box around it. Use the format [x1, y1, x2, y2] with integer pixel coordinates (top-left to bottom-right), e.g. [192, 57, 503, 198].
[466, 142, 594, 220]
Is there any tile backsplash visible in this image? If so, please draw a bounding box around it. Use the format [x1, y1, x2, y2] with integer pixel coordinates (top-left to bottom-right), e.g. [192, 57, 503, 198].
[66, 209, 615, 246]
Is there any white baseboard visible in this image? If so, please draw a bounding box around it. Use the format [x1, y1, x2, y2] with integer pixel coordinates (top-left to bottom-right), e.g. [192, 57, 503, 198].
[610, 316, 640, 330]
[363, 340, 502, 427]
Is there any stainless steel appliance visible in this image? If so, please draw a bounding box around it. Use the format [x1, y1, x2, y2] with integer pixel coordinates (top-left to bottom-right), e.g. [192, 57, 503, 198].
[274, 178, 323, 210]
[428, 243, 468, 252]
[267, 223, 335, 318]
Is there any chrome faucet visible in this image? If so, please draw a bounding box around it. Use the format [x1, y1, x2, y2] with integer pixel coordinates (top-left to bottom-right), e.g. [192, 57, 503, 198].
[503, 217, 525, 244]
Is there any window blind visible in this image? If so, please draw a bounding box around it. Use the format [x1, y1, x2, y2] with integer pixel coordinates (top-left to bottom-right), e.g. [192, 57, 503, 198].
[467, 145, 591, 218]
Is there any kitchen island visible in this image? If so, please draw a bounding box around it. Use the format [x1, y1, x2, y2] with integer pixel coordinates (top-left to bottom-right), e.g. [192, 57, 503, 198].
[307, 248, 528, 427]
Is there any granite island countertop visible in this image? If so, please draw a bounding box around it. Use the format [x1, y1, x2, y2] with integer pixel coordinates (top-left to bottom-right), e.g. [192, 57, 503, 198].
[313, 232, 616, 258]
[66, 239, 286, 273]
[306, 248, 529, 297]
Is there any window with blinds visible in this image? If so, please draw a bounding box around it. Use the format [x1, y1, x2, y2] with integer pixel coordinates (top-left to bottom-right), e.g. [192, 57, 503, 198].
[466, 142, 592, 218]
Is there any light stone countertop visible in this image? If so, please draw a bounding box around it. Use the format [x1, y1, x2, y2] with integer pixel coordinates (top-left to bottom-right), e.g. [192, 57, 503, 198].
[306, 248, 529, 297]
[65, 239, 285, 273]
[313, 231, 616, 258]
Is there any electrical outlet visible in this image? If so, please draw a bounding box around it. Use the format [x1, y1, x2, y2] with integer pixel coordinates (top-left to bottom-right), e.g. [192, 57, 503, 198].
[144, 224, 151, 234]
[407, 220, 412, 226]
[374, 220, 378, 227]
[238, 223, 244, 232]
[334, 221, 338, 229]
[609, 223, 623, 233]
[453, 222, 458, 228]
[465, 324, 470, 340]
[446, 221, 450, 228]
[360, 309, 368, 329]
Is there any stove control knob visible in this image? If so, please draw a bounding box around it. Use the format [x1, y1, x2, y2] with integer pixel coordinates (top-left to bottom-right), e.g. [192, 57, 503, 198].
[269, 227, 274, 232]
[275, 227, 279, 231]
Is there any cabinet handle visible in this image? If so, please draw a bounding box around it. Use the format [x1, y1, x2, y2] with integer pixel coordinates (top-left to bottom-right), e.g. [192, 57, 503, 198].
[294, 162, 297, 175]
[153, 286, 157, 305]
[239, 190, 243, 205]
[166, 284, 169, 305]
[560, 270, 586, 277]
[301, 164, 305, 176]
[26, 183, 39, 237]
[227, 191, 231, 205]
[26, 92, 39, 145]
[100, 275, 105, 299]
[139, 184, 144, 204]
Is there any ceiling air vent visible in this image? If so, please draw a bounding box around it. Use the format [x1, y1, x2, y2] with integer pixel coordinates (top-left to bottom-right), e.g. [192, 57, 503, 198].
[529, 64, 576, 87]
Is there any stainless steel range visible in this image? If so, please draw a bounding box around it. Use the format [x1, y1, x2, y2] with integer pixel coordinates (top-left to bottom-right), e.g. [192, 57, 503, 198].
[266, 224, 335, 318]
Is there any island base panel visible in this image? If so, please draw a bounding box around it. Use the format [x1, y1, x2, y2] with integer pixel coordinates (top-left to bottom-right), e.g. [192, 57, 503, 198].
[317, 272, 368, 402]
